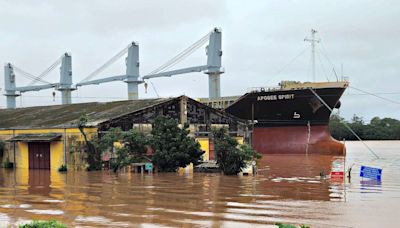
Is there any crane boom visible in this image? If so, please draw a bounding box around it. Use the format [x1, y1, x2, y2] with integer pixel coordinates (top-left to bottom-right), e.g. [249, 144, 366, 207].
[142, 65, 208, 80]
[75, 75, 129, 87]
[16, 83, 59, 93]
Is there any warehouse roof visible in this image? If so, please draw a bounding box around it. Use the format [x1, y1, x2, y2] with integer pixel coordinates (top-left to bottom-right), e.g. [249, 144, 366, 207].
[0, 97, 172, 129]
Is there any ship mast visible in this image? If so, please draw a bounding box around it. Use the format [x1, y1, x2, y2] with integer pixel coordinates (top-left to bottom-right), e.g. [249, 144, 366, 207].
[304, 29, 320, 82]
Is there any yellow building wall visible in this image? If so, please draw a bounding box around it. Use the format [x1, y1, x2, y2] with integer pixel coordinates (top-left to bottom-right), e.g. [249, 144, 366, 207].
[51, 141, 64, 171]
[0, 127, 97, 170]
[196, 138, 209, 161]
[235, 137, 244, 145]
[16, 142, 29, 169]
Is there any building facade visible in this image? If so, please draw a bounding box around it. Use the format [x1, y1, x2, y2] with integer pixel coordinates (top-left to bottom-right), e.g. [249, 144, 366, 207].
[0, 96, 246, 170]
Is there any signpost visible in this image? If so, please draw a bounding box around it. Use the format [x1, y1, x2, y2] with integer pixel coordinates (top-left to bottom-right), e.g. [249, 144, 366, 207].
[331, 157, 345, 181]
[360, 166, 382, 181]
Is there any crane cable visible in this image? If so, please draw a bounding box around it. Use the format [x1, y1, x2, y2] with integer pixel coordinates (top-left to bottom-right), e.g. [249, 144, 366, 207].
[80, 44, 131, 83]
[11, 65, 51, 85]
[146, 31, 211, 76]
[28, 56, 63, 86]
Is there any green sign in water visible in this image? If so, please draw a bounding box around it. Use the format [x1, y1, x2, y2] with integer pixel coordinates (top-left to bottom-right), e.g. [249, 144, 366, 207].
[145, 163, 153, 171]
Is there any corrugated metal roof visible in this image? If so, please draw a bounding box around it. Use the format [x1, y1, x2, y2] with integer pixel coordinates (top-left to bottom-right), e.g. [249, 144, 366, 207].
[0, 98, 172, 129]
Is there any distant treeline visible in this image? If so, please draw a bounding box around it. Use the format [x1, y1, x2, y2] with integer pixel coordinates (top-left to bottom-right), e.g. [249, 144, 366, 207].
[329, 114, 400, 140]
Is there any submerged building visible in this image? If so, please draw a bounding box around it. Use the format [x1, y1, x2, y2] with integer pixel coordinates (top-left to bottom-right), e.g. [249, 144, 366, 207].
[0, 96, 245, 170]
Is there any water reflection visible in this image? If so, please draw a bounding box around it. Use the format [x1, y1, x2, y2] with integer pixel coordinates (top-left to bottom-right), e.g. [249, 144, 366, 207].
[28, 170, 51, 195]
[0, 141, 399, 227]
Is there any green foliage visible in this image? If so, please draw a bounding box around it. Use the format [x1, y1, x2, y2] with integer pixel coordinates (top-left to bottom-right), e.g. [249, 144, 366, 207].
[329, 114, 400, 140]
[275, 223, 310, 228]
[77, 114, 102, 171]
[0, 140, 4, 154]
[150, 116, 204, 172]
[213, 128, 261, 175]
[19, 220, 67, 228]
[98, 127, 148, 172]
[3, 157, 13, 169]
[275, 223, 297, 228]
[58, 164, 67, 172]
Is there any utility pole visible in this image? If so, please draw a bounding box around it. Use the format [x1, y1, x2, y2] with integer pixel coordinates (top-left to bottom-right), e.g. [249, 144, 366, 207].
[304, 29, 320, 82]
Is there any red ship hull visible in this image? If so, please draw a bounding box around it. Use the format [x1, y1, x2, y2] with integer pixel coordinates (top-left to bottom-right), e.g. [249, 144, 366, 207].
[253, 125, 346, 155]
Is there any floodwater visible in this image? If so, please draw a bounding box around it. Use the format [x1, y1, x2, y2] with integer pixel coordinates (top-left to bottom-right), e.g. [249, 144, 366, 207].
[0, 141, 399, 227]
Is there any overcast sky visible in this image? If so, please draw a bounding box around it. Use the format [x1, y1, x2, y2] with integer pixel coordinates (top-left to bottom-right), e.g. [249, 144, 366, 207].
[0, 0, 399, 121]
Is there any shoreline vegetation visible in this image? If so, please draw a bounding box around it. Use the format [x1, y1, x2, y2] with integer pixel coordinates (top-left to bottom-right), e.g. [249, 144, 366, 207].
[329, 114, 400, 140]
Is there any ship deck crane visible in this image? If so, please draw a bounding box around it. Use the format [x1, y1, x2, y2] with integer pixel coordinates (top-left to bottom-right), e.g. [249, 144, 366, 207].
[4, 53, 73, 109]
[3, 28, 223, 109]
[75, 27, 223, 99]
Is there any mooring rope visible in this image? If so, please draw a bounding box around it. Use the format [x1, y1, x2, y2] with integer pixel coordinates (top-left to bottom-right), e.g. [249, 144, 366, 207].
[308, 88, 380, 159]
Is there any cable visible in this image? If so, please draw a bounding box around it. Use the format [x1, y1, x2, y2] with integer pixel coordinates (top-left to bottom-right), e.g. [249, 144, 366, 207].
[309, 88, 380, 159]
[349, 86, 400, 105]
[319, 41, 337, 70]
[146, 31, 211, 76]
[316, 49, 330, 81]
[80, 44, 131, 83]
[265, 46, 310, 85]
[12, 65, 51, 84]
[28, 56, 62, 86]
[149, 81, 160, 98]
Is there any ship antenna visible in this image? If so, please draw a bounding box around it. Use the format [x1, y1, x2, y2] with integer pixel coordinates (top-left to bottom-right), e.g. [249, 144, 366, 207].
[304, 29, 320, 82]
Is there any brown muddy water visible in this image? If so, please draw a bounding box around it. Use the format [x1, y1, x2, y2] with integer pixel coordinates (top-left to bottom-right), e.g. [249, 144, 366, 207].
[0, 141, 399, 227]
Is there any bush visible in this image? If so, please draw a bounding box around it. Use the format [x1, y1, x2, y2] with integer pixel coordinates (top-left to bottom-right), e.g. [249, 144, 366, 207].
[97, 127, 148, 172]
[213, 128, 261, 175]
[0, 140, 4, 154]
[3, 157, 13, 169]
[19, 220, 67, 228]
[275, 223, 310, 228]
[58, 164, 67, 172]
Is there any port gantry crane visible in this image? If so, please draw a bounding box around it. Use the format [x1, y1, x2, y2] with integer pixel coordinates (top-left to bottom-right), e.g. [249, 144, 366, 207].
[3, 28, 223, 109]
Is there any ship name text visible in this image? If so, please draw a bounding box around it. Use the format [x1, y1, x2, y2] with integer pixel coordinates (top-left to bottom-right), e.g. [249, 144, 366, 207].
[257, 94, 295, 101]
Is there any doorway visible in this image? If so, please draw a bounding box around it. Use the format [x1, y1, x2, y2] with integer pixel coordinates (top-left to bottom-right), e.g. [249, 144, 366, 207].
[28, 142, 50, 169]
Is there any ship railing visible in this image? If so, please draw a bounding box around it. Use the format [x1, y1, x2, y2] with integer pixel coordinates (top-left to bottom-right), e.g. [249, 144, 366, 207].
[247, 86, 281, 93]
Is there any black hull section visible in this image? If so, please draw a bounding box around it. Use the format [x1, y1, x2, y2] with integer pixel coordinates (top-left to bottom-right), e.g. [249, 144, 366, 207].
[225, 87, 346, 127]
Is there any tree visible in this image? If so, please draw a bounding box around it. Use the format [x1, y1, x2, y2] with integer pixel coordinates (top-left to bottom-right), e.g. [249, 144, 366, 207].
[98, 127, 148, 172]
[329, 114, 400, 140]
[329, 114, 349, 140]
[213, 128, 261, 175]
[78, 115, 102, 171]
[150, 116, 204, 172]
[0, 140, 4, 155]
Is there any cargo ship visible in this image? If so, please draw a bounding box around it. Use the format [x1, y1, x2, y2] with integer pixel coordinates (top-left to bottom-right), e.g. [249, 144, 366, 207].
[200, 29, 348, 155]
[225, 80, 348, 155]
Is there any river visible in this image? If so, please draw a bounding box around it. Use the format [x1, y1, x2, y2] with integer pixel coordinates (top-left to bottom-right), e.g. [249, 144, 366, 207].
[0, 141, 399, 227]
